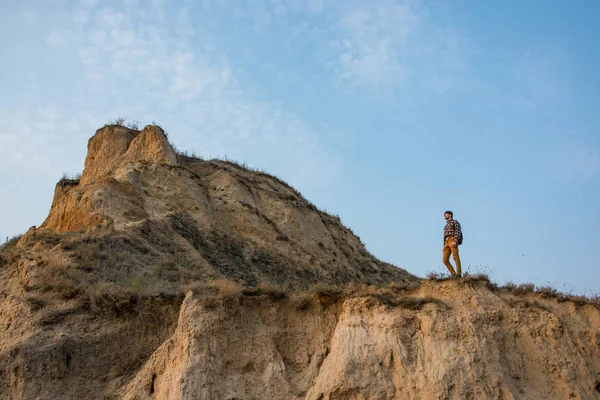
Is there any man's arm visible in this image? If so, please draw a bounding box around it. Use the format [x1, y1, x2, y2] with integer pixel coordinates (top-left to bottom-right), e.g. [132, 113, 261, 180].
[451, 221, 461, 245]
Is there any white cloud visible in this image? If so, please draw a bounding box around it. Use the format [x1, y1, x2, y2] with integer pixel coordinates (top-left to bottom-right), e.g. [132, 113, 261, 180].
[78, 0, 97, 7]
[97, 9, 127, 27]
[0, 106, 85, 175]
[558, 142, 600, 180]
[0, 1, 342, 195]
[192, 0, 469, 98]
[72, 8, 90, 24]
[510, 49, 575, 117]
[322, 1, 467, 95]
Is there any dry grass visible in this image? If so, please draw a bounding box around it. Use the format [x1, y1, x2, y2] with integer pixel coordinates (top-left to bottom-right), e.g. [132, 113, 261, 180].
[492, 281, 600, 306]
[255, 281, 287, 298]
[58, 173, 82, 186]
[14, 228, 198, 315]
[345, 283, 440, 310]
[298, 282, 441, 311]
[0, 234, 23, 253]
[425, 271, 447, 280]
[206, 279, 243, 300]
[308, 283, 343, 297]
[16, 217, 598, 322]
[424, 270, 599, 307]
[105, 117, 141, 131]
[463, 272, 490, 281]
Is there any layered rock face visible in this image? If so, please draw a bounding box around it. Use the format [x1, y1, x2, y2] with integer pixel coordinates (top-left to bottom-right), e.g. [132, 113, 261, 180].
[1, 125, 599, 399]
[120, 280, 600, 400]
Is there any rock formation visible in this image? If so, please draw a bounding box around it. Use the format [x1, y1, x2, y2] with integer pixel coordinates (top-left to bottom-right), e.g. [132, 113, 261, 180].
[32, 124, 413, 289]
[1, 125, 599, 399]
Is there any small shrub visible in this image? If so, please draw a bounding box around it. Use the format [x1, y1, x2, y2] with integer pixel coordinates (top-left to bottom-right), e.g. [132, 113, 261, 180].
[107, 117, 127, 126]
[127, 120, 140, 130]
[425, 271, 446, 280]
[105, 117, 141, 131]
[535, 286, 560, 299]
[515, 283, 535, 294]
[463, 273, 490, 281]
[1, 234, 23, 252]
[58, 173, 82, 187]
[60, 172, 81, 180]
[565, 294, 597, 306]
[178, 149, 202, 160]
[463, 264, 495, 280]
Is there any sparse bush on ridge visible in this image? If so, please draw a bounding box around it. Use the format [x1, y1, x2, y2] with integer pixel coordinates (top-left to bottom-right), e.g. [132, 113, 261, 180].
[502, 282, 600, 305]
[426, 271, 446, 280]
[128, 120, 140, 130]
[0, 234, 23, 252]
[59, 172, 82, 186]
[105, 117, 141, 131]
[178, 149, 202, 160]
[507, 282, 535, 294]
[106, 117, 127, 126]
[60, 172, 81, 180]
[463, 272, 490, 281]
[424, 268, 599, 306]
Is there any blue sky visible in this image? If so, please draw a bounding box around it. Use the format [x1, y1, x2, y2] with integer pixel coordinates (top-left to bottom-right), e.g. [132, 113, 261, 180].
[1, 0, 599, 294]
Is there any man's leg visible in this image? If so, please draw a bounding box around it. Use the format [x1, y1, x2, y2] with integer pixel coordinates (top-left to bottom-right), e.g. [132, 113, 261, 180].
[442, 241, 456, 275]
[450, 245, 462, 277]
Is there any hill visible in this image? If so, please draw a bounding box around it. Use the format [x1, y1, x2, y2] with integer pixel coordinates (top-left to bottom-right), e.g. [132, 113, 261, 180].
[1, 124, 599, 399]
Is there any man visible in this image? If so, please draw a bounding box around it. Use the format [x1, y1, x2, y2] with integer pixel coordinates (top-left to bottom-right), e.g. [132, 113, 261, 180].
[442, 210, 463, 277]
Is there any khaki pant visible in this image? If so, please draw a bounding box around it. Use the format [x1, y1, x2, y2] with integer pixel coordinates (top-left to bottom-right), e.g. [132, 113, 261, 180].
[442, 236, 462, 276]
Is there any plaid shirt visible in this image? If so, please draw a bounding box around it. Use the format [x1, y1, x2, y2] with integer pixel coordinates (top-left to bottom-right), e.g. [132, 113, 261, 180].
[444, 219, 462, 245]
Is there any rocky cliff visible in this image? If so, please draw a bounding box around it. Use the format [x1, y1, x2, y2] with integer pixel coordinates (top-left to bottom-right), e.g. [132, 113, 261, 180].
[121, 280, 600, 400]
[1, 125, 599, 399]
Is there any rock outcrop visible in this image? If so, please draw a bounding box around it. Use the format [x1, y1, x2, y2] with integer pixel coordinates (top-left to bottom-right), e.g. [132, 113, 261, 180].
[80, 125, 178, 186]
[31, 124, 414, 289]
[40, 125, 178, 233]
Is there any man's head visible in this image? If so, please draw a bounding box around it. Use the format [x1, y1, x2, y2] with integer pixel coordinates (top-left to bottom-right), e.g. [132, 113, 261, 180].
[444, 210, 453, 221]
